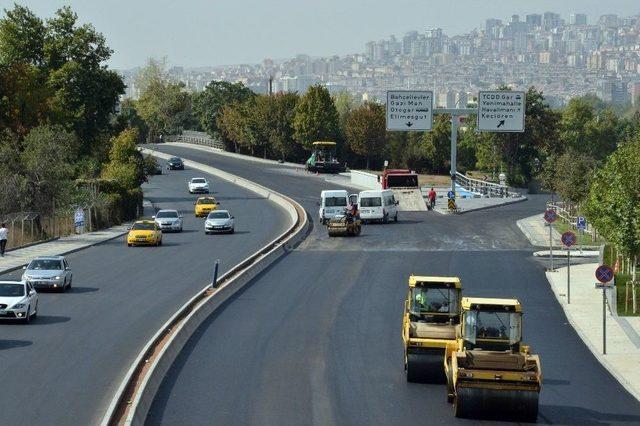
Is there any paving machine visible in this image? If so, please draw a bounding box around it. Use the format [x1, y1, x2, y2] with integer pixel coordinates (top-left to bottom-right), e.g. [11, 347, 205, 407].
[326, 213, 361, 237]
[444, 297, 541, 422]
[306, 141, 344, 173]
[402, 276, 462, 382]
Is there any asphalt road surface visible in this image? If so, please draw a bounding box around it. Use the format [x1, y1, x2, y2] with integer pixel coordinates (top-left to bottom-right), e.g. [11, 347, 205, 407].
[146, 144, 640, 425]
[0, 162, 289, 425]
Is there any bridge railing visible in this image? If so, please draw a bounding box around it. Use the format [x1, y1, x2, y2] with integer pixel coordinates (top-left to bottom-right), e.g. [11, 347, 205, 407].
[455, 172, 512, 198]
[166, 131, 225, 150]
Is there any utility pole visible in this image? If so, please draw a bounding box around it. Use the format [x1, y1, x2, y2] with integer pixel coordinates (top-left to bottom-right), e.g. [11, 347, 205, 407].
[268, 76, 274, 96]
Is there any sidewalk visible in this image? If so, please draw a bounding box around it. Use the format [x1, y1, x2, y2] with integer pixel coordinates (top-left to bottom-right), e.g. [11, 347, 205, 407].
[433, 195, 527, 215]
[546, 263, 640, 401]
[0, 200, 153, 275]
[517, 213, 562, 247]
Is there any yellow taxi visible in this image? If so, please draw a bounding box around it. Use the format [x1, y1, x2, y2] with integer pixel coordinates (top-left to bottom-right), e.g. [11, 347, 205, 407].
[127, 220, 163, 246]
[194, 196, 218, 217]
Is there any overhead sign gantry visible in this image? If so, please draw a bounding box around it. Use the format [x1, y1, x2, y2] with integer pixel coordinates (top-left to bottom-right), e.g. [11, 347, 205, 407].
[385, 90, 527, 195]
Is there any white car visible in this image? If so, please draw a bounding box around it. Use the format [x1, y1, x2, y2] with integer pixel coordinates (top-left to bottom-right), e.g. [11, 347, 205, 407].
[22, 256, 73, 292]
[153, 209, 183, 232]
[205, 210, 235, 234]
[0, 281, 38, 323]
[188, 177, 210, 194]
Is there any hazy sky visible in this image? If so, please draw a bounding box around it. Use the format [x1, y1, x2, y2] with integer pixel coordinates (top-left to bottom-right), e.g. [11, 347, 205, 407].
[2, 1, 639, 69]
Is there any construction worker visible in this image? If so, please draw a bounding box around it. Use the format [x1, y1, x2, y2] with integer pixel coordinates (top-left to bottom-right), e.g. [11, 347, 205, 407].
[428, 188, 437, 211]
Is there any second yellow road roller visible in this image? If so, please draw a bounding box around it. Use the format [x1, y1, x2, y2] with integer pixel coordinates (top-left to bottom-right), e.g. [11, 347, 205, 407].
[444, 297, 541, 422]
[402, 276, 462, 382]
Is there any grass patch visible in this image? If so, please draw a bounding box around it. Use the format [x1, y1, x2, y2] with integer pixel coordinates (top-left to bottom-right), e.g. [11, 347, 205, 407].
[616, 273, 639, 316]
[553, 221, 606, 246]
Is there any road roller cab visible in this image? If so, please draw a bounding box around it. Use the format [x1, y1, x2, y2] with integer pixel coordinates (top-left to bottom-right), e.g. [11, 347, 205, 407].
[444, 297, 541, 422]
[402, 276, 462, 382]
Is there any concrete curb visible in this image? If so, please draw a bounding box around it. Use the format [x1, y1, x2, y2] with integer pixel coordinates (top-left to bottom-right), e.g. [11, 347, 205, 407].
[101, 149, 309, 426]
[163, 141, 307, 169]
[6, 237, 59, 253]
[545, 268, 640, 402]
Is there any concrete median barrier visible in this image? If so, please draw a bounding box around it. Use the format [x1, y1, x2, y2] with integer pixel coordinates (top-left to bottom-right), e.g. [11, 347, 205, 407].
[101, 148, 309, 426]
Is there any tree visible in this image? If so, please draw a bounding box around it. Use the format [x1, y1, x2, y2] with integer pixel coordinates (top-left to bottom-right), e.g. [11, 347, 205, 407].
[0, 4, 45, 66]
[101, 128, 146, 190]
[43, 7, 124, 148]
[112, 99, 148, 143]
[136, 63, 193, 143]
[553, 151, 596, 209]
[560, 98, 620, 160]
[217, 102, 252, 154]
[420, 115, 451, 174]
[293, 85, 340, 150]
[585, 137, 640, 281]
[258, 93, 300, 160]
[193, 80, 255, 141]
[20, 125, 79, 212]
[0, 4, 124, 147]
[345, 102, 386, 169]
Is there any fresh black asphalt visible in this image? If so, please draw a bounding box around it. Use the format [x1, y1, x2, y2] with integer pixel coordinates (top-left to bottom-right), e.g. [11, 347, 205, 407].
[0, 162, 289, 425]
[145, 144, 640, 425]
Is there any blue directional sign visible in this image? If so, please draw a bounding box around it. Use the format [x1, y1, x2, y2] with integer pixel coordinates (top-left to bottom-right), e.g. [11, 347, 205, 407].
[577, 216, 586, 231]
[447, 191, 456, 200]
[595, 265, 614, 284]
[74, 208, 85, 227]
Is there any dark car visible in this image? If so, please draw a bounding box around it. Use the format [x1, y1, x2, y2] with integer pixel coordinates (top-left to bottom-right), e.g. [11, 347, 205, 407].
[167, 157, 184, 170]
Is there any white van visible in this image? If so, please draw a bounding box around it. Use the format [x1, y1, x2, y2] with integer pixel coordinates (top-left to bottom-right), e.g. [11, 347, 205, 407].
[319, 190, 349, 224]
[358, 189, 398, 223]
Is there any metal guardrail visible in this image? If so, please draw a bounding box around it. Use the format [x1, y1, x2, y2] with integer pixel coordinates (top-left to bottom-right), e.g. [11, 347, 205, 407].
[166, 131, 225, 150]
[546, 201, 597, 237]
[455, 172, 512, 198]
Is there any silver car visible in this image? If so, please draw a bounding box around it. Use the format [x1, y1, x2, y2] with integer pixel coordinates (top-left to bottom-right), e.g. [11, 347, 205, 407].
[153, 209, 183, 232]
[205, 210, 235, 234]
[21, 256, 72, 292]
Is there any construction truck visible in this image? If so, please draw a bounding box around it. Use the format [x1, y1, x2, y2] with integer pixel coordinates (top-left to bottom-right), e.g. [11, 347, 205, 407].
[380, 169, 426, 212]
[444, 297, 541, 422]
[326, 212, 361, 237]
[402, 276, 462, 382]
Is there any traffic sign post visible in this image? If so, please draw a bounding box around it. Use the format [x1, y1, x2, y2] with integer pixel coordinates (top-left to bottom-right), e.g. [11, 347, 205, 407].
[477, 91, 526, 132]
[386, 91, 433, 131]
[74, 208, 85, 234]
[544, 209, 557, 271]
[562, 231, 577, 304]
[595, 265, 615, 354]
[577, 216, 586, 252]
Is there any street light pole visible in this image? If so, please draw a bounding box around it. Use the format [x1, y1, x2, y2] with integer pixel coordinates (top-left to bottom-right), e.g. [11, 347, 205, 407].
[450, 115, 458, 194]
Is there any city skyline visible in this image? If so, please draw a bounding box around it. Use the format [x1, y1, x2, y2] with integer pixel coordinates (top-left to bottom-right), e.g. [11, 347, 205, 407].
[2, 0, 639, 69]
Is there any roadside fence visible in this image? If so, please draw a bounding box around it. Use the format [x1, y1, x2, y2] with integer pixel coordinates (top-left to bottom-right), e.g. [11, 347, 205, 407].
[455, 172, 513, 198]
[166, 131, 225, 150]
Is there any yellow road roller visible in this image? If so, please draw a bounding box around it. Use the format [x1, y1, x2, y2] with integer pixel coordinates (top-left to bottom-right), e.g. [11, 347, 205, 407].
[326, 213, 361, 237]
[402, 276, 462, 383]
[444, 297, 541, 422]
